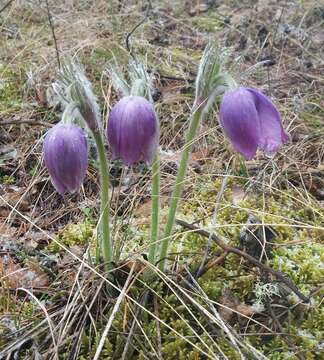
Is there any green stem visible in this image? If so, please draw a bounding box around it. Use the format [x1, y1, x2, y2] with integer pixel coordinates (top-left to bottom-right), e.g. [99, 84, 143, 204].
[159, 104, 204, 271]
[148, 153, 160, 264]
[61, 101, 79, 124]
[92, 130, 113, 270]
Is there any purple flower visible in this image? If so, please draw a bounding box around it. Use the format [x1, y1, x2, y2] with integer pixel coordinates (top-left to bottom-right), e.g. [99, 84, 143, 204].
[43, 123, 88, 194]
[219, 87, 289, 160]
[107, 96, 159, 166]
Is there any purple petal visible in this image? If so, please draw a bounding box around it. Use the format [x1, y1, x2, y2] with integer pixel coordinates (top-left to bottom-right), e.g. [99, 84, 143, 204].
[247, 88, 289, 155]
[107, 96, 159, 166]
[43, 124, 88, 194]
[219, 88, 260, 160]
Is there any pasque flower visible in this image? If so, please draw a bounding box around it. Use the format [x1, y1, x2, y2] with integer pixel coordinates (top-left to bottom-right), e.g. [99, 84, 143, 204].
[107, 95, 159, 166]
[219, 87, 289, 160]
[43, 123, 88, 194]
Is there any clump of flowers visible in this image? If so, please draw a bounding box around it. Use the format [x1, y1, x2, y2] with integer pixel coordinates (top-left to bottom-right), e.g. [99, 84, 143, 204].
[41, 43, 289, 276]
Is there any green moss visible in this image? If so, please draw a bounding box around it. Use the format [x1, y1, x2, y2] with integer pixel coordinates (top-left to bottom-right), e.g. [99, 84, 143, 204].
[190, 13, 223, 32]
[47, 221, 94, 253]
[271, 243, 324, 292]
[0, 64, 25, 112]
[0, 175, 15, 184]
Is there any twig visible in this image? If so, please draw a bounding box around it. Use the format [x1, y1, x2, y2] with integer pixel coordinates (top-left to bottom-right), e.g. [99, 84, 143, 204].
[125, 0, 152, 62]
[0, 119, 53, 127]
[0, 0, 15, 13]
[176, 219, 310, 303]
[44, 0, 61, 69]
[197, 251, 228, 278]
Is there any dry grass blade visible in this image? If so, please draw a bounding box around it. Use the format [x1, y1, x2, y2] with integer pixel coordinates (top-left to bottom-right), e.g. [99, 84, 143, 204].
[92, 263, 135, 360]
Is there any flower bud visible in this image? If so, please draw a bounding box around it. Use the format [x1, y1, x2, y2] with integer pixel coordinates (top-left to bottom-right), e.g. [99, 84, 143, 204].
[43, 123, 88, 194]
[219, 87, 289, 160]
[55, 61, 101, 131]
[107, 96, 159, 166]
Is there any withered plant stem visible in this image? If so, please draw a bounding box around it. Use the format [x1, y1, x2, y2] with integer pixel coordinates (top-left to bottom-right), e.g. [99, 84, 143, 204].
[176, 219, 309, 303]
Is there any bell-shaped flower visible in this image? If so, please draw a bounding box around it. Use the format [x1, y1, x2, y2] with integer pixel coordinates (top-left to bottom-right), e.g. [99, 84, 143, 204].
[219, 87, 289, 160]
[107, 95, 159, 166]
[43, 123, 88, 194]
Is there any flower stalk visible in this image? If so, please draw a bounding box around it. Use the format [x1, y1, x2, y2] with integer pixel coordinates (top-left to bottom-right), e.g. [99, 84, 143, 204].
[148, 152, 160, 264]
[92, 129, 113, 270]
[51, 60, 114, 271]
[159, 103, 205, 270]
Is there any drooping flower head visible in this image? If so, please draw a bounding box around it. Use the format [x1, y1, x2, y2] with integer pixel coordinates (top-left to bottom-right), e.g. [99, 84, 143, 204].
[107, 95, 159, 166]
[43, 123, 88, 194]
[219, 87, 289, 160]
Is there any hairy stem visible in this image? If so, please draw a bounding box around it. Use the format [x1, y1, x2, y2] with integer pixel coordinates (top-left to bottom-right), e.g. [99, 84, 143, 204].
[148, 153, 160, 264]
[159, 105, 204, 270]
[92, 130, 113, 270]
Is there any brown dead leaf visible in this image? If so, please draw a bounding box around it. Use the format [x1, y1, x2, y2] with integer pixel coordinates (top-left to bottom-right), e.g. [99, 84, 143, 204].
[21, 231, 49, 250]
[218, 289, 256, 323]
[133, 196, 169, 226]
[0, 185, 30, 212]
[0, 222, 16, 237]
[60, 245, 84, 267]
[0, 255, 49, 289]
[231, 185, 245, 205]
[191, 148, 209, 163]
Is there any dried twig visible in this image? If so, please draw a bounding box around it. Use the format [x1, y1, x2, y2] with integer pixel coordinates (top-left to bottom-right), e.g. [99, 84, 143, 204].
[125, 0, 152, 62]
[196, 251, 229, 278]
[176, 219, 309, 303]
[0, 0, 15, 13]
[44, 0, 61, 69]
[0, 119, 53, 127]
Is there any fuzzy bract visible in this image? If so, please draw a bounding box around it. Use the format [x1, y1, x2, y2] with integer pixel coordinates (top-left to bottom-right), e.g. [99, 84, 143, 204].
[107, 95, 159, 166]
[219, 87, 289, 160]
[43, 123, 88, 194]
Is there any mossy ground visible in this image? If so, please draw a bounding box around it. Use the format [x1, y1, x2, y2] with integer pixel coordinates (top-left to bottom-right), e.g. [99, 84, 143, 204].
[88, 176, 322, 360]
[34, 176, 321, 360]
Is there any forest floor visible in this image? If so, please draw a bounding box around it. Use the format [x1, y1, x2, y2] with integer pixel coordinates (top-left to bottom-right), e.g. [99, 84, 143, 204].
[0, 1, 323, 359]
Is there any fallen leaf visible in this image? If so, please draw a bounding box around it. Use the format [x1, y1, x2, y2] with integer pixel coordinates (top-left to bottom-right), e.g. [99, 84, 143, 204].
[60, 245, 84, 267]
[0, 255, 49, 289]
[21, 231, 49, 250]
[218, 289, 257, 323]
[191, 148, 209, 163]
[0, 185, 30, 211]
[0, 222, 16, 237]
[231, 185, 245, 205]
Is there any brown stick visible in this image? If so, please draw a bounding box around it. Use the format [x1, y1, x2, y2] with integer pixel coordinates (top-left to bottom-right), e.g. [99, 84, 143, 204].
[0, 0, 15, 13]
[0, 120, 53, 127]
[44, 0, 61, 69]
[176, 219, 309, 303]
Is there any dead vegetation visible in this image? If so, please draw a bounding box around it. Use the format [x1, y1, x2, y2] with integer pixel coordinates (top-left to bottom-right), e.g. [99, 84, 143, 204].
[0, 0, 323, 359]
